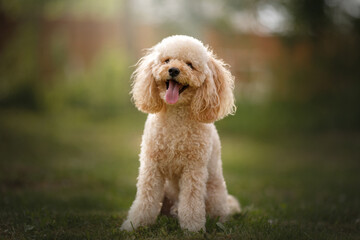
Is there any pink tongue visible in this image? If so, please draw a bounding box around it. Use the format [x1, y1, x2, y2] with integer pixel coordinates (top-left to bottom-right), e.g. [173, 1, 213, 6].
[165, 80, 180, 104]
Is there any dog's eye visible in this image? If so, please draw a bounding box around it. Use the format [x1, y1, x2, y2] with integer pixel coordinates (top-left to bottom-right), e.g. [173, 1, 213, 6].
[186, 62, 194, 69]
[164, 59, 170, 63]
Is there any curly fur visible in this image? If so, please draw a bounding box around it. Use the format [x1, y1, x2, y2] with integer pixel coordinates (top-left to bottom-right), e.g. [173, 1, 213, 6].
[121, 35, 240, 232]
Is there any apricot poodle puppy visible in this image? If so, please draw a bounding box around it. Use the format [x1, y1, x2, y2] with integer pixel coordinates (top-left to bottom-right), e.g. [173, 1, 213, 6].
[121, 35, 240, 232]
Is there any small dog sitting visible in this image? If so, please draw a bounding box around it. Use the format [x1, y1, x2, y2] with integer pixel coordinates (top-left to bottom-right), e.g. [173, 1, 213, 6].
[121, 35, 240, 232]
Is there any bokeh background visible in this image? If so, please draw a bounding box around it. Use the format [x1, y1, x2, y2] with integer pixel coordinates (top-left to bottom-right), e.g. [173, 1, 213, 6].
[0, 0, 359, 239]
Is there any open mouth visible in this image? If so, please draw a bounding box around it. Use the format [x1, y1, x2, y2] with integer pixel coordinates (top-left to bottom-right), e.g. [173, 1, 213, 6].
[165, 79, 189, 104]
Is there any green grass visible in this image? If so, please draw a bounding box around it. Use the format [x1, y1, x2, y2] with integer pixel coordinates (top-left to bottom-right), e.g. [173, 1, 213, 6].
[0, 108, 359, 239]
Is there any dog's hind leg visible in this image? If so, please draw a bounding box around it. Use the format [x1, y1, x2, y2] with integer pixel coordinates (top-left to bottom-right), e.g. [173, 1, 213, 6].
[205, 169, 230, 221]
[160, 179, 179, 217]
[205, 137, 240, 221]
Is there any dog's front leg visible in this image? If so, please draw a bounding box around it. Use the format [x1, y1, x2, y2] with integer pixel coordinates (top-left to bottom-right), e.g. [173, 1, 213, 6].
[178, 166, 207, 232]
[121, 162, 164, 231]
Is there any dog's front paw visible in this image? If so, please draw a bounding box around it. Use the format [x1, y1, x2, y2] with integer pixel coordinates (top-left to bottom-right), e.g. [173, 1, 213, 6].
[120, 219, 135, 231]
[180, 220, 206, 232]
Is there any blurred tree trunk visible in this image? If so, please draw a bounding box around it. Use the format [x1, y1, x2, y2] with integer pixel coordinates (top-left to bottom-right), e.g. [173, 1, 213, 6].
[122, 0, 135, 60]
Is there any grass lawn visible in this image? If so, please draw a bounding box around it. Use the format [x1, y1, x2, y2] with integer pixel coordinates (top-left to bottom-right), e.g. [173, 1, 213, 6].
[0, 108, 359, 239]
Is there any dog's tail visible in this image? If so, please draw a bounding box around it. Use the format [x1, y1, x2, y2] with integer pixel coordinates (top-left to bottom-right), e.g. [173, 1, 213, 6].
[227, 194, 241, 214]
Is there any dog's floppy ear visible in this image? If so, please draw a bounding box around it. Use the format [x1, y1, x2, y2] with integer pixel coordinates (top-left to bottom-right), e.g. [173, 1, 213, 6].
[191, 53, 236, 123]
[131, 49, 164, 113]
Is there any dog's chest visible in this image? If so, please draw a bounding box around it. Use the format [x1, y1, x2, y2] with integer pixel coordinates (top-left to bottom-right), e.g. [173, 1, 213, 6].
[145, 116, 211, 177]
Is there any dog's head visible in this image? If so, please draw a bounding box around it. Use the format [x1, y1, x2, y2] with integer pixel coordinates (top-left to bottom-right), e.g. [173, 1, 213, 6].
[131, 35, 236, 123]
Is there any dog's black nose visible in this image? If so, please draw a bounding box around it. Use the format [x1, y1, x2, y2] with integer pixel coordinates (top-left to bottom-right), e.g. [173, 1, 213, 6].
[169, 67, 180, 77]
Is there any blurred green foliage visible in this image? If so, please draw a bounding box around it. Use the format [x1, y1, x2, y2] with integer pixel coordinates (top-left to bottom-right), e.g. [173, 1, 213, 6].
[0, 0, 359, 134]
[0, 0, 129, 112]
[0, 20, 40, 109]
[44, 48, 132, 117]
